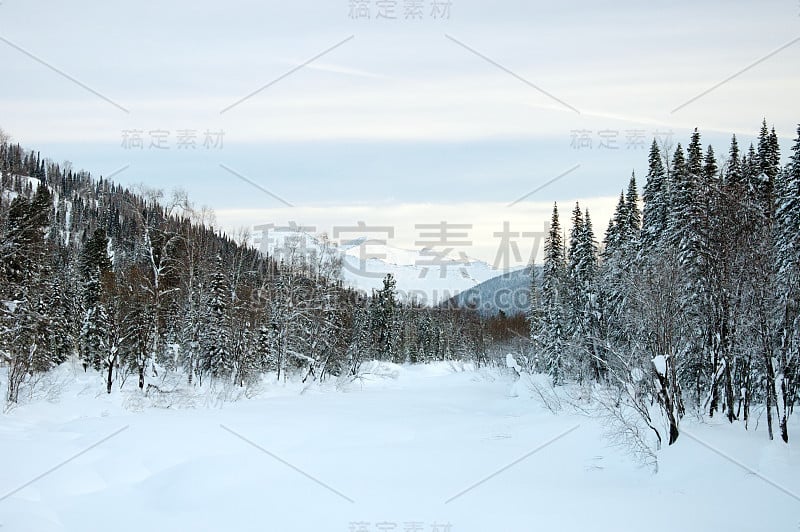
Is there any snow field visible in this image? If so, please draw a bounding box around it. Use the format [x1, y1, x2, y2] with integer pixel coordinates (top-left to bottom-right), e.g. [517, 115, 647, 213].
[1, 362, 798, 532]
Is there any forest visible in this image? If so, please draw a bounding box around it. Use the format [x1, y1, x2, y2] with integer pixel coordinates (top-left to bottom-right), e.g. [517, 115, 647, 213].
[0, 133, 515, 404]
[1, 120, 799, 453]
[529, 121, 799, 450]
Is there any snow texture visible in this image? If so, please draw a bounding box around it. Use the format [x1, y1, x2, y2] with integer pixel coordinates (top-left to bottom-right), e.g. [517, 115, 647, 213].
[2, 362, 797, 532]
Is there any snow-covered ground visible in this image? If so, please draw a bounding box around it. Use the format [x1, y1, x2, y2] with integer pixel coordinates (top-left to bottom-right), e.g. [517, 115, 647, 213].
[1, 363, 798, 532]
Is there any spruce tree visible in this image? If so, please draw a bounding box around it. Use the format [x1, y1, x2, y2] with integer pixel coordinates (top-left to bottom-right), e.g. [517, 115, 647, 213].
[641, 140, 667, 251]
[80, 264, 110, 371]
[567, 202, 585, 301]
[539, 203, 567, 382]
[201, 254, 233, 379]
[603, 192, 627, 258]
[570, 206, 601, 380]
[624, 172, 641, 248]
[725, 135, 743, 186]
[372, 274, 398, 361]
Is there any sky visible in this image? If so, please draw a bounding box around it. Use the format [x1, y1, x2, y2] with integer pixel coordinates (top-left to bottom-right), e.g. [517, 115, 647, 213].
[1, 0, 799, 266]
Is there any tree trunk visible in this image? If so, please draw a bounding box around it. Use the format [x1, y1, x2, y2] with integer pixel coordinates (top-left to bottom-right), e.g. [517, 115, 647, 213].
[709, 346, 720, 417]
[7, 356, 24, 403]
[764, 355, 776, 441]
[777, 365, 789, 443]
[723, 356, 736, 423]
[655, 358, 680, 445]
[742, 355, 751, 429]
[779, 383, 789, 443]
[106, 359, 114, 394]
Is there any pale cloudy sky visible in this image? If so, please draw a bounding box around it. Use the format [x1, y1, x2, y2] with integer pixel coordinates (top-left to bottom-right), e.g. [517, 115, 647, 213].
[1, 0, 798, 265]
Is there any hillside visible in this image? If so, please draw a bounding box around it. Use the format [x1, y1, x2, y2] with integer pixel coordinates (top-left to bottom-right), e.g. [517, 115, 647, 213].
[0, 141, 505, 405]
[447, 265, 538, 316]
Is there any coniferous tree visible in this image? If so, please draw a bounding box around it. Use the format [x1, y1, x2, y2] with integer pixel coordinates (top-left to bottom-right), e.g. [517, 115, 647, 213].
[566, 203, 601, 380]
[624, 172, 641, 241]
[725, 135, 743, 186]
[773, 125, 800, 442]
[536, 203, 567, 382]
[372, 274, 398, 361]
[79, 229, 113, 374]
[200, 255, 233, 379]
[641, 140, 668, 251]
[567, 202, 585, 318]
[755, 120, 779, 214]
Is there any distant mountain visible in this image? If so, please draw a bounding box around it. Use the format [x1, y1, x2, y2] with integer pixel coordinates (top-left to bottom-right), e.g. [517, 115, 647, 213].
[446, 265, 541, 316]
[254, 230, 503, 305]
[339, 241, 503, 305]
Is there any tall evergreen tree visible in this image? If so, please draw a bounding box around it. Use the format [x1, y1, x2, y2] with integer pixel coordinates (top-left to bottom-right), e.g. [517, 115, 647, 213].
[200, 255, 233, 379]
[641, 140, 668, 251]
[603, 192, 627, 258]
[725, 135, 743, 186]
[372, 273, 398, 361]
[79, 229, 113, 373]
[536, 203, 568, 382]
[567, 202, 585, 299]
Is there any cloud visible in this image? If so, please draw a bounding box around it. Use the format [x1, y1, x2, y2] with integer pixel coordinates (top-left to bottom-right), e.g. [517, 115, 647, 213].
[213, 197, 620, 265]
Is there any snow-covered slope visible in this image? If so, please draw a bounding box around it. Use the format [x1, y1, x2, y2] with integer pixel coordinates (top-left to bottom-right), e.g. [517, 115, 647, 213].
[447, 265, 540, 316]
[339, 240, 500, 303]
